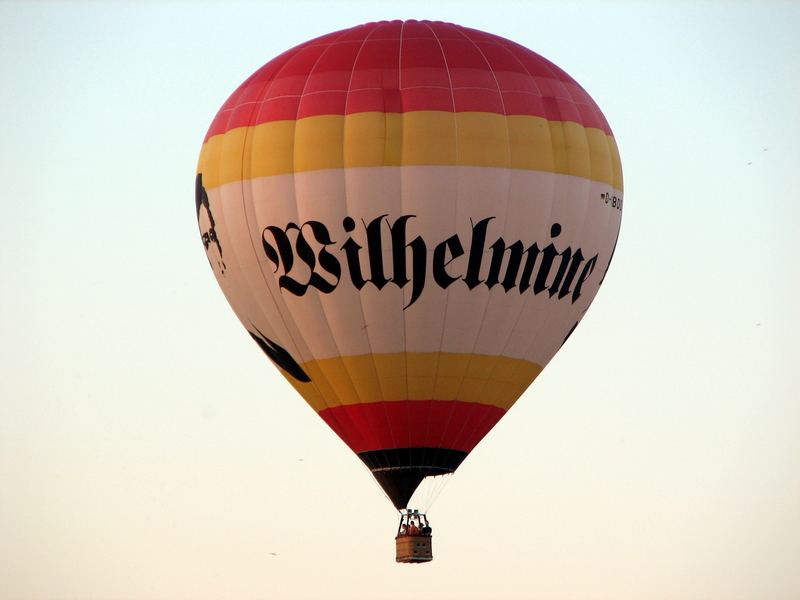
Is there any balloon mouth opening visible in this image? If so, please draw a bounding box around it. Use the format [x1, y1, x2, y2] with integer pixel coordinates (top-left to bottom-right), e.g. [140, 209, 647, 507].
[358, 448, 467, 510]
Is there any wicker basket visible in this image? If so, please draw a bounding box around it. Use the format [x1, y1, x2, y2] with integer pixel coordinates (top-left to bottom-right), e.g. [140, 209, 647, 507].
[395, 534, 433, 563]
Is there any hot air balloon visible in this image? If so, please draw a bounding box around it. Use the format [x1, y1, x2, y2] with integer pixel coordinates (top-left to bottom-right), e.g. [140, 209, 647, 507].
[195, 20, 622, 563]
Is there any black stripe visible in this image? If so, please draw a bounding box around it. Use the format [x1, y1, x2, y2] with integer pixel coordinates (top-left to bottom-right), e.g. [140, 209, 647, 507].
[358, 448, 468, 509]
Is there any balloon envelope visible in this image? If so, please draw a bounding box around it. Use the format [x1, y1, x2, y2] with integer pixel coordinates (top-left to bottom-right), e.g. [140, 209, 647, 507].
[196, 20, 622, 509]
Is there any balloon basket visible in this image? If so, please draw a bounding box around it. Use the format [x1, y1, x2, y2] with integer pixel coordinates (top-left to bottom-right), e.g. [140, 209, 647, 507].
[395, 534, 433, 563]
[395, 510, 433, 563]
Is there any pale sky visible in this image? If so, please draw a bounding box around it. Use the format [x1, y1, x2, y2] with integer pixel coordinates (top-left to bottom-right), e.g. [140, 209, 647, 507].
[1, 1, 799, 599]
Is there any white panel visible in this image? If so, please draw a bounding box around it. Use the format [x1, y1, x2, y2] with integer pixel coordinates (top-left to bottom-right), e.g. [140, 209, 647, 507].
[342, 165, 406, 357]
[400, 165, 458, 354]
[203, 166, 622, 369]
[202, 182, 312, 364]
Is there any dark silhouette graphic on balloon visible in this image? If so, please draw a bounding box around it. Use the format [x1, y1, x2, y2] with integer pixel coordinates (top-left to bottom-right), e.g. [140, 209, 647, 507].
[196, 173, 308, 383]
[195, 173, 226, 275]
[248, 326, 312, 383]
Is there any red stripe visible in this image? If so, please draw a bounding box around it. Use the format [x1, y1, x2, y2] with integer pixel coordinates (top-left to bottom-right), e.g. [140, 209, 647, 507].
[318, 400, 507, 454]
[204, 20, 612, 141]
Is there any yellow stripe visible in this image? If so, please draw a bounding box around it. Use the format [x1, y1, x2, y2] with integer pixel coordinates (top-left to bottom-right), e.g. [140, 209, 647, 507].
[198, 111, 623, 190]
[284, 352, 543, 413]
